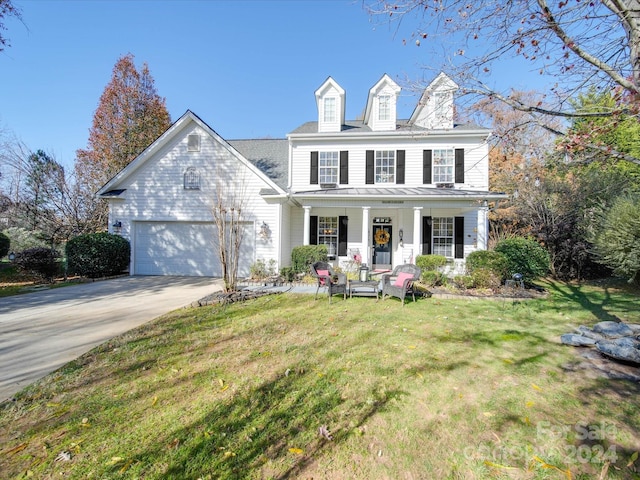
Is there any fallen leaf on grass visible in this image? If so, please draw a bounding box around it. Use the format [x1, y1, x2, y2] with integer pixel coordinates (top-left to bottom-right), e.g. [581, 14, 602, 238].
[532, 456, 572, 479]
[525, 401, 535, 408]
[288, 448, 304, 455]
[531, 383, 542, 391]
[484, 460, 517, 470]
[119, 459, 134, 473]
[151, 396, 158, 407]
[4, 442, 28, 455]
[106, 456, 125, 465]
[628, 451, 638, 467]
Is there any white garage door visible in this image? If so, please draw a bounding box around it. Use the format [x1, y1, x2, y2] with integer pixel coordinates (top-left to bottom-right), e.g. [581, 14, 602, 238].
[134, 222, 254, 277]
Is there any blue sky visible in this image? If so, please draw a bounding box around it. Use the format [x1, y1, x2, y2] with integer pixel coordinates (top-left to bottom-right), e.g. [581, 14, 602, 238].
[1, 0, 541, 170]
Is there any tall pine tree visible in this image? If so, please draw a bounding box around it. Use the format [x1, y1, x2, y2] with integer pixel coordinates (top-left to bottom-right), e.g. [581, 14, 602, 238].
[75, 54, 171, 230]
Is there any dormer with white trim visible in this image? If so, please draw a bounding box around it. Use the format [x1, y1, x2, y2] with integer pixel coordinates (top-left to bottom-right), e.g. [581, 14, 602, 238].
[315, 77, 345, 133]
[363, 74, 401, 132]
[409, 72, 458, 130]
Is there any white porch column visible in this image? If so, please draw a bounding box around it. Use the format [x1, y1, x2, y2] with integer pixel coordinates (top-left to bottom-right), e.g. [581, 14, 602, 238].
[477, 201, 488, 250]
[303, 206, 312, 246]
[413, 207, 422, 263]
[362, 206, 370, 264]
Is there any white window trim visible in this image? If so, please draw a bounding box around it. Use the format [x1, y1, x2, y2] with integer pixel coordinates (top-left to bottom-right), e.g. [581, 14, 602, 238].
[319, 151, 339, 185]
[433, 149, 454, 184]
[432, 217, 454, 257]
[375, 150, 395, 184]
[323, 97, 337, 123]
[318, 216, 338, 258]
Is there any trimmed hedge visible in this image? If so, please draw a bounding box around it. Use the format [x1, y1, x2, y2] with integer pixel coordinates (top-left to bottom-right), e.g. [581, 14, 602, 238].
[415, 254, 448, 272]
[466, 250, 509, 280]
[291, 245, 328, 274]
[494, 237, 550, 282]
[0, 232, 9, 258]
[14, 247, 62, 281]
[66, 233, 130, 278]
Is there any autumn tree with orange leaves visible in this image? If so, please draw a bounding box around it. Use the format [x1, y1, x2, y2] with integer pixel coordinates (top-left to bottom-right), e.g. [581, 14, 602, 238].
[75, 54, 170, 230]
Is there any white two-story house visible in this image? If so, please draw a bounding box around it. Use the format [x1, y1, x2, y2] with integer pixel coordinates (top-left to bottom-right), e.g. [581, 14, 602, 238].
[97, 73, 504, 277]
[287, 73, 504, 273]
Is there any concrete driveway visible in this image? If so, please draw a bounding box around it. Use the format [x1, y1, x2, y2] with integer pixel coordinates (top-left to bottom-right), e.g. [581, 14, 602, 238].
[0, 276, 222, 402]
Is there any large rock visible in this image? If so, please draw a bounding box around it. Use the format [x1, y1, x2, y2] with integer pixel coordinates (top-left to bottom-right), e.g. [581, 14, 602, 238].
[626, 324, 640, 335]
[592, 321, 635, 339]
[596, 340, 640, 364]
[561, 334, 597, 347]
[575, 325, 606, 342]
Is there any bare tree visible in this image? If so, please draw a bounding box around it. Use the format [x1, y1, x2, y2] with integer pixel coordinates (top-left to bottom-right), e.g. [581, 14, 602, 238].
[365, 0, 640, 164]
[0, 0, 22, 52]
[211, 174, 248, 292]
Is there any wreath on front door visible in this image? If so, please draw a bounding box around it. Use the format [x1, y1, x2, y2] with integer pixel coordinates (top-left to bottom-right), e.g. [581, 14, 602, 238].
[374, 228, 390, 245]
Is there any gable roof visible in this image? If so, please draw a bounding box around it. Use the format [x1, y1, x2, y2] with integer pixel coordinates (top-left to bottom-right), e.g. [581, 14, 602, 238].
[363, 74, 401, 126]
[409, 72, 459, 126]
[228, 138, 289, 190]
[96, 110, 287, 197]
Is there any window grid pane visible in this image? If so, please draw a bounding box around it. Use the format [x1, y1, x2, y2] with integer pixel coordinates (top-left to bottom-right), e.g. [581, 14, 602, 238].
[432, 217, 453, 257]
[319, 152, 339, 184]
[433, 149, 454, 183]
[379, 95, 390, 121]
[318, 216, 338, 257]
[375, 150, 395, 184]
[324, 97, 336, 123]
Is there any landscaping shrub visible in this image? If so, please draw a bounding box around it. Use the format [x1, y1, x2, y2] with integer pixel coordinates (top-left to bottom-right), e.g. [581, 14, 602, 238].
[466, 250, 509, 280]
[420, 270, 447, 287]
[250, 258, 277, 280]
[291, 245, 327, 274]
[14, 247, 62, 281]
[494, 237, 550, 282]
[66, 233, 130, 278]
[279, 266, 296, 283]
[0, 232, 9, 258]
[415, 254, 447, 272]
[452, 274, 475, 290]
[2, 227, 48, 252]
[470, 268, 502, 290]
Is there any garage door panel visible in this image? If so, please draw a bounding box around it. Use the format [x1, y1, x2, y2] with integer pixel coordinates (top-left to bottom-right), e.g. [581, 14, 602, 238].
[134, 222, 254, 277]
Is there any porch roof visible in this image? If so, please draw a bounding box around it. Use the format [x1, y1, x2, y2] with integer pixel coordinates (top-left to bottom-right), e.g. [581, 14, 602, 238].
[292, 186, 507, 201]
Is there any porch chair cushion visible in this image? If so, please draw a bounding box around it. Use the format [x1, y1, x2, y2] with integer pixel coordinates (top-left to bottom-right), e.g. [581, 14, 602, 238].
[317, 269, 330, 285]
[394, 272, 414, 287]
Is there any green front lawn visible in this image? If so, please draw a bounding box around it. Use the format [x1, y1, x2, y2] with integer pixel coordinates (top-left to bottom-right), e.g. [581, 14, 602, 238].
[1, 280, 639, 479]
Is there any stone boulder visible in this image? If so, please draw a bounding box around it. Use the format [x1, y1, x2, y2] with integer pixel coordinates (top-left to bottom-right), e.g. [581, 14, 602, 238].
[561, 334, 597, 347]
[592, 321, 635, 338]
[596, 339, 640, 364]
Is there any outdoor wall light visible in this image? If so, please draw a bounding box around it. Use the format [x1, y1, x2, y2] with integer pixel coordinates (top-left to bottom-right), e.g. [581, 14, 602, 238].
[112, 221, 122, 234]
[259, 222, 271, 240]
[399, 228, 404, 246]
[8, 252, 15, 262]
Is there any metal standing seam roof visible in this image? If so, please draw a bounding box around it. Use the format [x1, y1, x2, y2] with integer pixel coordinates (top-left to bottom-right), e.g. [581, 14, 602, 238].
[292, 186, 506, 199]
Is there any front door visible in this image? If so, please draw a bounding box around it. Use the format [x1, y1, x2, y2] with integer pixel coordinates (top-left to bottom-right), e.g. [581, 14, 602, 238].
[372, 224, 392, 271]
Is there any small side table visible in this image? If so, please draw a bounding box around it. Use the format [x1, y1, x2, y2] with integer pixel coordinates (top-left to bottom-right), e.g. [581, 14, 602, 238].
[348, 280, 380, 300]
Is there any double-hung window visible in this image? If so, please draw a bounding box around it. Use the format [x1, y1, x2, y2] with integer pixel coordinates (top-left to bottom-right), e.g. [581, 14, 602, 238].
[433, 149, 454, 184]
[378, 95, 391, 121]
[319, 152, 339, 184]
[375, 150, 395, 184]
[432, 217, 454, 257]
[324, 97, 336, 123]
[318, 216, 338, 258]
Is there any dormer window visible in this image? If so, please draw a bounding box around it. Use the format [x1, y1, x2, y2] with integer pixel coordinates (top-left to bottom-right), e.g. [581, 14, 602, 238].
[323, 97, 337, 123]
[184, 167, 200, 190]
[378, 95, 391, 121]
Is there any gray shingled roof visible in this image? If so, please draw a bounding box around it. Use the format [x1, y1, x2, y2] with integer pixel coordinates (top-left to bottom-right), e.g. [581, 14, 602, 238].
[289, 120, 487, 135]
[228, 139, 289, 190]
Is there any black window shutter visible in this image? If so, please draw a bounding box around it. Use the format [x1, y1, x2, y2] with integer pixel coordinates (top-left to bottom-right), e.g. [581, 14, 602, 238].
[396, 150, 405, 184]
[339, 151, 349, 184]
[422, 216, 432, 255]
[454, 216, 464, 259]
[310, 216, 318, 245]
[338, 216, 348, 256]
[365, 150, 374, 184]
[455, 148, 464, 183]
[310, 151, 318, 185]
[423, 150, 432, 184]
